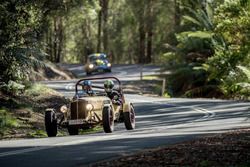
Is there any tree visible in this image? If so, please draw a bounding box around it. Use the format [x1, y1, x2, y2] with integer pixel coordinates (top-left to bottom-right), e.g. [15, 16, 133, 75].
[127, 0, 161, 64]
[0, 0, 46, 85]
[97, 0, 109, 53]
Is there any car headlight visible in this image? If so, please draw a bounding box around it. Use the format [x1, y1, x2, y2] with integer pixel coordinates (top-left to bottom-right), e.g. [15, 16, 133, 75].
[86, 104, 93, 111]
[60, 105, 68, 113]
[107, 63, 111, 67]
[89, 64, 94, 69]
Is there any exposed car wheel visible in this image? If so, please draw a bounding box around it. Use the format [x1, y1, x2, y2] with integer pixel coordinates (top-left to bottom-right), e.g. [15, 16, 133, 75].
[45, 110, 57, 137]
[124, 105, 135, 130]
[107, 69, 112, 72]
[86, 71, 92, 75]
[102, 106, 114, 133]
[68, 126, 79, 135]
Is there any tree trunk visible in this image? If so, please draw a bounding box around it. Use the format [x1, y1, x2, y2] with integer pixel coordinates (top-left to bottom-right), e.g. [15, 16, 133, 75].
[146, 28, 152, 63]
[174, 0, 181, 31]
[146, 0, 153, 64]
[54, 17, 57, 62]
[102, 0, 109, 53]
[47, 24, 53, 62]
[138, 19, 146, 64]
[82, 21, 94, 63]
[52, 16, 64, 63]
[97, 0, 102, 52]
[56, 17, 63, 63]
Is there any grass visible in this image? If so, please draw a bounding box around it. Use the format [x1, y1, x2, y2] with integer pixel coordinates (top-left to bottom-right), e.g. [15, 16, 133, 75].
[27, 130, 47, 138]
[79, 126, 103, 135]
[142, 75, 159, 80]
[0, 108, 19, 128]
[0, 108, 20, 136]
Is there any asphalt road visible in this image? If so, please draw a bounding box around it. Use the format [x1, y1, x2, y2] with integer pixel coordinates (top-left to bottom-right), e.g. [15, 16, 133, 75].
[0, 64, 249, 167]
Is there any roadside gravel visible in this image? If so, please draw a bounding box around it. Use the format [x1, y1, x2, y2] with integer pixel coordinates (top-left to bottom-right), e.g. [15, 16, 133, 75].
[92, 128, 250, 167]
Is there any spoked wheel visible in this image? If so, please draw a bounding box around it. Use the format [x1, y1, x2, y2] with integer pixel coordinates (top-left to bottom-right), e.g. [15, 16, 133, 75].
[124, 105, 135, 130]
[102, 106, 114, 133]
[45, 110, 58, 137]
[68, 126, 79, 135]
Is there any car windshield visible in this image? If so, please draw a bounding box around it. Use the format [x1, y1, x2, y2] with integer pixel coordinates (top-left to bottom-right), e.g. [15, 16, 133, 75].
[89, 54, 107, 62]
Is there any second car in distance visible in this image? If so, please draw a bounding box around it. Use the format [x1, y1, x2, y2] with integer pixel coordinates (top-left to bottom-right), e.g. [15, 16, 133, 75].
[85, 53, 112, 75]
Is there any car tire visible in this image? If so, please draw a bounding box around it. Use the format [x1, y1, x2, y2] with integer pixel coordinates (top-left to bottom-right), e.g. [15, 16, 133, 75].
[102, 106, 114, 133]
[68, 126, 79, 135]
[86, 71, 91, 75]
[124, 105, 135, 130]
[45, 110, 57, 137]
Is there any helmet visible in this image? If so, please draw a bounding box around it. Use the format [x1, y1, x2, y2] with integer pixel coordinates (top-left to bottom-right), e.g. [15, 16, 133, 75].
[81, 80, 92, 87]
[81, 80, 92, 91]
[104, 80, 114, 93]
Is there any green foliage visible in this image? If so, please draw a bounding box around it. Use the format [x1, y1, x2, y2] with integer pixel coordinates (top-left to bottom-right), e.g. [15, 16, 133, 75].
[163, 0, 250, 99]
[237, 66, 250, 80]
[0, 108, 19, 134]
[0, 81, 25, 96]
[163, 92, 171, 98]
[205, 0, 250, 98]
[167, 65, 208, 96]
[0, 0, 46, 93]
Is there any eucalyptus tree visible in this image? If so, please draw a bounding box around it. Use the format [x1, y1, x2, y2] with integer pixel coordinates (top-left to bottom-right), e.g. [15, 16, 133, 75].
[63, 1, 98, 63]
[97, 0, 109, 53]
[126, 0, 165, 64]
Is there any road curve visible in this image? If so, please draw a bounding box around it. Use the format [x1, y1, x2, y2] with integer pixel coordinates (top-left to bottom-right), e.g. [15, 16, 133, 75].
[0, 65, 249, 167]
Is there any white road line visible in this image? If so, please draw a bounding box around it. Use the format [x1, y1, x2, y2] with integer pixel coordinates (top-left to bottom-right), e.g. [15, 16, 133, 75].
[193, 107, 215, 122]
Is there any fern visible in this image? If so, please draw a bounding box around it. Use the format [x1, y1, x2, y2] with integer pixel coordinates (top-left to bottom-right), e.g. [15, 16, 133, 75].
[237, 65, 250, 80]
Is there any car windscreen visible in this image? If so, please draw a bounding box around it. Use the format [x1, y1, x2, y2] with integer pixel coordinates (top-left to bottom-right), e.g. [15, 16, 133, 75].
[89, 55, 107, 62]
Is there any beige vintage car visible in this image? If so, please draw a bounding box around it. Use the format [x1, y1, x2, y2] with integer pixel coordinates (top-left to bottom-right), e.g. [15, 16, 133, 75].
[45, 77, 135, 137]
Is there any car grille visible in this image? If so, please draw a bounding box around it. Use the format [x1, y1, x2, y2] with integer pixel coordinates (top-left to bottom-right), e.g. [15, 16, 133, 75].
[70, 101, 88, 119]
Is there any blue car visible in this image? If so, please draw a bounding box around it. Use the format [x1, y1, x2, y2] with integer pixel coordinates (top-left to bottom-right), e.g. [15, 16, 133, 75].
[84, 53, 112, 75]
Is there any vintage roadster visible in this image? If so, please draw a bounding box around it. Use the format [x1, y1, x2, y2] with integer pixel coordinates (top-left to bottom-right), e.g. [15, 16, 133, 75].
[45, 77, 135, 137]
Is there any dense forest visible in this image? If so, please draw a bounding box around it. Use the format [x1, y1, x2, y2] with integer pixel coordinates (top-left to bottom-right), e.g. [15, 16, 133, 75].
[0, 0, 250, 99]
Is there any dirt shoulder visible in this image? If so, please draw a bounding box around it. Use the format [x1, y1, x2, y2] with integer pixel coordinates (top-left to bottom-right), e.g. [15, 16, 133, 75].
[0, 84, 69, 139]
[29, 61, 75, 81]
[92, 128, 250, 167]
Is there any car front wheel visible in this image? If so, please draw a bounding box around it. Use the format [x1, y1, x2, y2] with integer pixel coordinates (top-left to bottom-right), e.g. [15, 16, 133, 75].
[102, 106, 114, 133]
[45, 110, 58, 137]
[124, 105, 135, 130]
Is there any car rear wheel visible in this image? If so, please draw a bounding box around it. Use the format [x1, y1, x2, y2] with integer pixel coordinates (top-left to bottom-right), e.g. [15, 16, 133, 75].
[86, 71, 91, 75]
[102, 106, 114, 133]
[45, 110, 57, 137]
[124, 105, 135, 130]
[68, 126, 79, 135]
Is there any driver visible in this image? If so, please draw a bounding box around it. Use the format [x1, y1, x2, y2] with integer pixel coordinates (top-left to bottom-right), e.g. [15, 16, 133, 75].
[73, 80, 94, 99]
[81, 80, 95, 96]
[104, 80, 122, 105]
